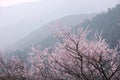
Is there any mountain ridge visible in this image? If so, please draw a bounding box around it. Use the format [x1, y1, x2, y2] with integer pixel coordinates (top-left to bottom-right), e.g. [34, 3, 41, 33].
[14, 13, 95, 50]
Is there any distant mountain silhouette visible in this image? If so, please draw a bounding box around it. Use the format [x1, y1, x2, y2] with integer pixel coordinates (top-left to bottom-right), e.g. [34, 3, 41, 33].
[7, 4, 120, 58]
[0, 1, 118, 49]
[15, 14, 95, 50]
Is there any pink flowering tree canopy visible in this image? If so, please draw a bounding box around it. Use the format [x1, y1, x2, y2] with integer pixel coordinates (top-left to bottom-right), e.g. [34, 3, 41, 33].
[0, 26, 120, 80]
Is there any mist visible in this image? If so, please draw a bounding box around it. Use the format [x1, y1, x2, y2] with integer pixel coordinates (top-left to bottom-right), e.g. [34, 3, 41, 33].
[0, 0, 119, 49]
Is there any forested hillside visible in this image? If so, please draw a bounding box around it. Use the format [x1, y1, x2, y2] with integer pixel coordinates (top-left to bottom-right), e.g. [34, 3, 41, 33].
[14, 14, 95, 50]
[81, 4, 120, 47]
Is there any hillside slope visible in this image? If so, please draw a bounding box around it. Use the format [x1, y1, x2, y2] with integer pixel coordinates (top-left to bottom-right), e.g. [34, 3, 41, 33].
[15, 14, 95, 50]
[80, 4, 120, 47]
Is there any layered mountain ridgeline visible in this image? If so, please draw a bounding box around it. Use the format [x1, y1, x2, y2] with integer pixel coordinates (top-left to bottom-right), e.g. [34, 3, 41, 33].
[14, 13, 95, 51]
[80, 4, 120, 47]
[2, 1, 93, 49]
[17, 4, 120, 51]
[1, 0, 105, 49]
[7, 4, 120, 58]
[13, 4, 120, 52]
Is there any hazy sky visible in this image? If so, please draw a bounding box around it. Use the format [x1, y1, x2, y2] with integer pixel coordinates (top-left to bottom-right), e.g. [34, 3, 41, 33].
[0, 0, 119, 7]
[0, 0, 39, 7]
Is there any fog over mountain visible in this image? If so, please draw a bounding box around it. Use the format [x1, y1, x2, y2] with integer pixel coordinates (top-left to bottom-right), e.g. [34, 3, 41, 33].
[15, 13, 95, 50]
[0, 0, 119, 49]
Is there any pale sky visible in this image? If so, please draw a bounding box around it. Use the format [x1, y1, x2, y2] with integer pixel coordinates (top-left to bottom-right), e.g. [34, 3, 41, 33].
[0, 0, 119, 7]
[0, 0, 39, 7]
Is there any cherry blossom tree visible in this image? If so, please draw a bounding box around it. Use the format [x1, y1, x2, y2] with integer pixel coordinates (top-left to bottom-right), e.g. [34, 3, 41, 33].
[0, 52, 30, 80]
[48, 27, 120, 80]
[27, 26, 120, 80]
[0, 26, 120, 80]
